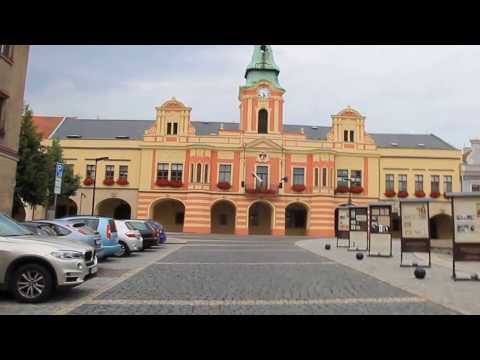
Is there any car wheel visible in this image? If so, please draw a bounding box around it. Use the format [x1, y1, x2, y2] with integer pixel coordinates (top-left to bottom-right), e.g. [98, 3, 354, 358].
[10, 263, 54, 304]
[115, 242, 129, 257]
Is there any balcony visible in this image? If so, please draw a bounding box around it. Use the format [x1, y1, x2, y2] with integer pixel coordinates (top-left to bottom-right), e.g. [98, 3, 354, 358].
[245, 182, 279, 195]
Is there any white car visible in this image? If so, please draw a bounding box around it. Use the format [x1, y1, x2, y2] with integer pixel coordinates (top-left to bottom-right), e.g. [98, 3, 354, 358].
[114, 220, 143, 256]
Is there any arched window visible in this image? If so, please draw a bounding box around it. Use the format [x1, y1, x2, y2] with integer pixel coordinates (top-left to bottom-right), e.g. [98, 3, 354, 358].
[196, 164, 202, 183]
[258, 109, 268, 134]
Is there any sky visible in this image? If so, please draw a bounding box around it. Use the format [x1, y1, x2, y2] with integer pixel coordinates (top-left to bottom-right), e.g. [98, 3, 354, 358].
[25, 45, 480, 149]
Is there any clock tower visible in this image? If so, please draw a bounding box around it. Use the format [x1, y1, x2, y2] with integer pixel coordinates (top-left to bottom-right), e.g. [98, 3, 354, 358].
[239, 45, 285, 134]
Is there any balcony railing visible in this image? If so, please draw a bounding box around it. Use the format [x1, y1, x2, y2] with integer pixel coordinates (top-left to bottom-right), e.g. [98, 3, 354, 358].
[245, 182, 279, 195]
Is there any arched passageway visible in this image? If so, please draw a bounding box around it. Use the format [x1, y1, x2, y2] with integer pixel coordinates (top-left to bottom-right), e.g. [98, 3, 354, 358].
[152, 199, 185, 232]
[56, 198, 78, 219]
[248, 201, 273, 235]
[96, 198, 131, 220]
[285, 203, 308, 236]
[211, 201, 236, 234]
[430, 214, 452, 240]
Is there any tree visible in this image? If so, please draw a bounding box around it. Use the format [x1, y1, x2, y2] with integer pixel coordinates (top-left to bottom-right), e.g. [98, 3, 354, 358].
[45, 138, 80, 209]
[14, 106, 49, 210]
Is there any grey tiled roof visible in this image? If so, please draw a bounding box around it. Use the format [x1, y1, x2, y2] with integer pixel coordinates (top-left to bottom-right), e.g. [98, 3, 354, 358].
[50, 118, 457, 150]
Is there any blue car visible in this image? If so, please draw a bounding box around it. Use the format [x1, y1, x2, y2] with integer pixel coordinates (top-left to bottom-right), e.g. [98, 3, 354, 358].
[63, 216, 121, 259]
[145, 220, 167, 245]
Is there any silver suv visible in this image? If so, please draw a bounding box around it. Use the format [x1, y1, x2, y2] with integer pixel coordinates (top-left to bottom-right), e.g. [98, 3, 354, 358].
[0, 214, 98, 303]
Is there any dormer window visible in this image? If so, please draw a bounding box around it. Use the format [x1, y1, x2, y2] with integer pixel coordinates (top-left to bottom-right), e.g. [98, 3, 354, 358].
[350, 131, 354, 142]
[344, 130, 355, 143]
[167, 122, 178, 135]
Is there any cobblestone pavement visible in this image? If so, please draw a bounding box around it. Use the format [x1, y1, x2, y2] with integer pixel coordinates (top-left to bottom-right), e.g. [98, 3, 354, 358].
[69, 235, 457, 315]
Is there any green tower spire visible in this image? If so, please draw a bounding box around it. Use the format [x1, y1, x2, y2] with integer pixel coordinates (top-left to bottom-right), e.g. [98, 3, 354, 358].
[244, 45, 282, 88]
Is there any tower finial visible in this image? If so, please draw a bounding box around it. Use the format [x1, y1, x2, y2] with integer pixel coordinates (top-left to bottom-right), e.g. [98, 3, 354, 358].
[244, 45, 282, 88]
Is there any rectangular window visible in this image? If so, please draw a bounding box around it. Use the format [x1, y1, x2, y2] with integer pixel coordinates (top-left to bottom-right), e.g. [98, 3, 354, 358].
[351, 170, 362, 187]
[0, 94, 8, 136]
[173, 123, 178, 135]
[293, 168, 305, 185]
[385, 174, 394, 192]
[472, 184, 480, 192]
[337, 169, 349, 187]
[344, 130, 348, 142]
[190, 164, 194, 182]
[444, 176, 452, 193]
[350, 130, 354, 142]
[167, 123, 172, 135]
[431, 175, 439, 193]
[256, 166, 268, 189]
[415, 175, 424, 192]
[399, 175, 407, 192]
[0, 45, 14, 61]
[105, 165, 115, 180]
[171, 164, 183, 181]
[86, 165, 96, 179]
[322, 168, 327, 187]
[314, 168, 319, 187]
[196, 163, 202, 183]
[119, 166, 128, 180]
[219, 164, 232, 183]
[204, 164, 209, 183]
[157, 163, 169, 180]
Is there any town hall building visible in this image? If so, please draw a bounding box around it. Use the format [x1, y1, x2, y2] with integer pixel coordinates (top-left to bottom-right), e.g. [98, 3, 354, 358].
[32, 45, 462, 238]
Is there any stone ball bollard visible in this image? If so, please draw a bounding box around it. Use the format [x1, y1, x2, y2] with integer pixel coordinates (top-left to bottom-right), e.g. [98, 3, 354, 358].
[414, 267, 426, 279]
[356, 253, 364, 261]
[325, 244, 331, 250]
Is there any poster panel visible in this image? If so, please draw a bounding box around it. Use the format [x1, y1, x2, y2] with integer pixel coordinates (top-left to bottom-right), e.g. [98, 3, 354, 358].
[338, 208, 349, 232]
[349, 207, 368, 251]
[401, 202, 429, 239]
[453, 197, 480, 244]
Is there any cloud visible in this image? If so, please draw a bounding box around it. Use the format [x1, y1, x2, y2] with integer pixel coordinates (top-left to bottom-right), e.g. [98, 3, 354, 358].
[25, 45, 480, 148]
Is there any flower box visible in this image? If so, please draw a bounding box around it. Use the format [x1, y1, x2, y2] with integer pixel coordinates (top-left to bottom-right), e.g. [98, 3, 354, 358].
[415, 191, 426, 198]
[430, 191, 441, 199]
[156, 179, 170, 187]
[83, 177, 94, 186]
[350, 186, 364, 194]
[103, 178, 115, 186]
[398, 191, 409, 198]
[169, 180, 183, 188]
[116, 178, 129, 186]
[384, 190, 396, 198]
[291, 184, 306, 193]
[217, 182, 231, 191]
[335, 186, 350, 194]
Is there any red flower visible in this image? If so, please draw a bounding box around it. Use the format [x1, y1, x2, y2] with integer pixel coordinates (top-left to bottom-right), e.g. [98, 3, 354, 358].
[103, 178, 115, 186]
[217, 182, 231, 191]
[116, 178, 129, 186]
[415, 191, 426, 198]
[83, 177, 94, 186]
[384, 190, 396, 198]
[156, 179, 170, 187]
[350, 186, 364, 194]
[430, 191, 441, 199]
[398, 191, 409, 198]
[335, 186, 350, 194]
[169, 180, 183, 188]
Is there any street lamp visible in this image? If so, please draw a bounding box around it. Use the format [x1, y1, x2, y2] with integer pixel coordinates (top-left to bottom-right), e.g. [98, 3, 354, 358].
[91, 157, 109, 216]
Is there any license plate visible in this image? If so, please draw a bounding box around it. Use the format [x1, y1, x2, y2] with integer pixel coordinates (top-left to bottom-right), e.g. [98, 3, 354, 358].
[89, 266, 98, 275]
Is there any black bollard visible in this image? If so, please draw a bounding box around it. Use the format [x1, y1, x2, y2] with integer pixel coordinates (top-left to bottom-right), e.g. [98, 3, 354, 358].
[356, 253, 364, 261]
[325, 244, 331, 250]
[414, 267, 426, 279]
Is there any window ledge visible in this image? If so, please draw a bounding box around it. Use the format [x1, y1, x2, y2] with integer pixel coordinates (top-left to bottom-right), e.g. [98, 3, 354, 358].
[0, 55, 13, 66]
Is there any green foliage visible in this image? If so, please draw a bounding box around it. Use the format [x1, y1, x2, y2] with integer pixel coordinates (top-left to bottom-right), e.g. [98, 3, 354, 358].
[15, 106, 49, 207]
[46, 138, 81, 205]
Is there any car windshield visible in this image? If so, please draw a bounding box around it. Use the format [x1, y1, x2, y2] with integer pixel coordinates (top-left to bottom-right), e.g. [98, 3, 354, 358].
[0, 214, 34, 237]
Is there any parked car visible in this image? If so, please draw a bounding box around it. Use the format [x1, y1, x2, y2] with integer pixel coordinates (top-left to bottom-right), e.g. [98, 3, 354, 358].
[20, 222, 57, 237]
[144, 220, 167, 245]
[63, 216, 121, 259]
[114, 220, 143, 256]
[124, 220, 157, 250]
[0, 214, 97, 303]
[31, 220, 105, 260]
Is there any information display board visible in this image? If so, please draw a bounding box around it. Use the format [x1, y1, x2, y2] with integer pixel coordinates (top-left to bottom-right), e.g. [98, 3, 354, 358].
[348, 206, 369, 252]
[399, 200, 431, 268]
[446, 193, 480, 281]
[336, 206, 351, 248]
[368, 203, 393, 257]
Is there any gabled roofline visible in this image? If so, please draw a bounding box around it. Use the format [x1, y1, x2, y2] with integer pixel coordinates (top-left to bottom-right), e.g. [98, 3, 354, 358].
[48, 116, 67, 139]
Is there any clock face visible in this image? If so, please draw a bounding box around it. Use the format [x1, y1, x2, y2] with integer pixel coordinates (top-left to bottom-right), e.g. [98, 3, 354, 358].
[258, 87, 270, 98]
